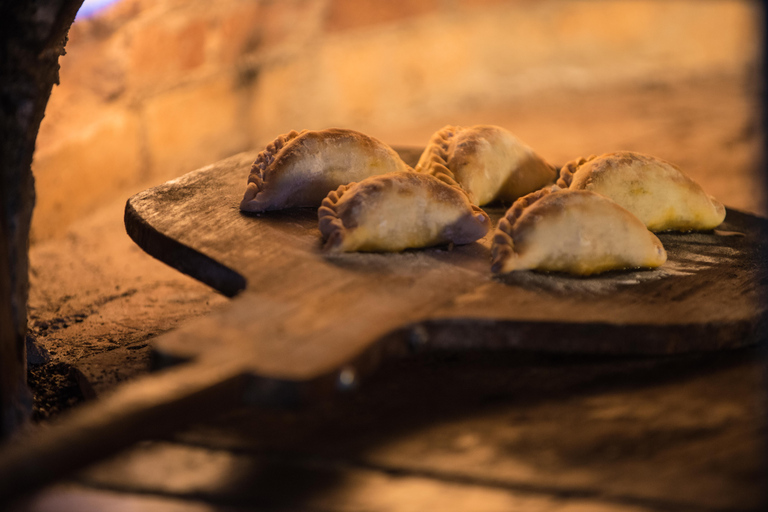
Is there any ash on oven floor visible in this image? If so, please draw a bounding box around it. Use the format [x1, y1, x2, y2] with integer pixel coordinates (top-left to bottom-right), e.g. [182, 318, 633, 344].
[27, 361, 86, 422]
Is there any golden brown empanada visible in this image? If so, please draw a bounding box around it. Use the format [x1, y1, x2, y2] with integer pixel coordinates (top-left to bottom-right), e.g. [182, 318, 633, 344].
[240, 128, 410, 212]
[557, 151, 725, 232]
[492, 187, 666, 275]
[319, 171, 491, 253]
[415, 125, 557, 206]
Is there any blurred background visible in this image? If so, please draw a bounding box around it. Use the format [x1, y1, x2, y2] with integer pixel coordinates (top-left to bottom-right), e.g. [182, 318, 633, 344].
[32, 0, 763, 241]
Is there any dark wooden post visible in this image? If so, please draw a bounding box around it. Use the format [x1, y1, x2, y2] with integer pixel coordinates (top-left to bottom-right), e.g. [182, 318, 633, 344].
[0, 0, 82, 440]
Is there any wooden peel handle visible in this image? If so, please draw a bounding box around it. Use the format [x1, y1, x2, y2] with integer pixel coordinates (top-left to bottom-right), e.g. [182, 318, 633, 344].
[0, 359, 253, 505]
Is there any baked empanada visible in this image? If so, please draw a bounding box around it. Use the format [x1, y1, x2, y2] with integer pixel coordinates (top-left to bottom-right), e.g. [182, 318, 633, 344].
[319, 171, 491, 253]
[240, 128, 410, 212]
[492, 187, 666, 275]
[557, 151, 725, 232]
[415, 125, 557, 206]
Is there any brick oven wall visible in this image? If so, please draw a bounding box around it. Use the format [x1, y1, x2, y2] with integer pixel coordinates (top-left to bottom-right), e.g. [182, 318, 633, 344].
[31, 0, 761, 241]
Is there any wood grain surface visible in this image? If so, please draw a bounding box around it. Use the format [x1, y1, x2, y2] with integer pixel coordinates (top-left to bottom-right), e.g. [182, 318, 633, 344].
[124, 148, 768, 383]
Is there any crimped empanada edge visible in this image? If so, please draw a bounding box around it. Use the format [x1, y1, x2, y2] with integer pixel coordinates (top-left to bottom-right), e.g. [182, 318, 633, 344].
[240, 129, 305, 210]
[415, 125, 462, 188]
[556, 155, 596, 189]
[318, 183, 352, 252]
[491, 186, 559, 274]
[252, 129, 304, 183]
[557, 152, 727, 231]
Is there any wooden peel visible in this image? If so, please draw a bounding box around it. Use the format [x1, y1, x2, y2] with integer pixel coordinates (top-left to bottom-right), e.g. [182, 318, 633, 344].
[133, 148, 768, 359]
[0, 147, 766, 503]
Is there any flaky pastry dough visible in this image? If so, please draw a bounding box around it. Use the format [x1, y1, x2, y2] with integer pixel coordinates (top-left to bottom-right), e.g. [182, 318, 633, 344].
[415, 125, 557, 206]
[318, 171, 491, 253]
[491, 187, 666, 275]
[240, 128, 410, 212]
[557, 151, 725, 232]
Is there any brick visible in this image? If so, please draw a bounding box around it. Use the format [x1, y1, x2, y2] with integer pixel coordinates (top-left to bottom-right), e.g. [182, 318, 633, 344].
[143, 76, 250, 179]
[217, 1, 263, 63]
[31, 108, 143, 242]
[69, 0, 144, 43]
[57, 42, 127, 103]
[99, 0, 146, 24]
[258, 0, 324, 48]
[39, 41, 128, 155]
[325, 0, 440, 32]
[457, 0, 514, 8]
[128, 16, 208, 87]
[243, 20, 478, 139]
[246, 59, 309, 142]
[216, 0, 324, 61]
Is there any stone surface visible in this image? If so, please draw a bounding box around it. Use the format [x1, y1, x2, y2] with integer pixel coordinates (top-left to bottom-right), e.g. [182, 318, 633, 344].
[73, 441, 659, 512]
[458, 0, 511, 8]
[256, 0, 324, 50]
[14, 348, 764, 511]
[27, 195, 227, 398]
[143, 75, 251, 179]
[325, 0, 441, 32]
[31, 107, 143, 241]
[25, 336, 50, 366]
[17, 473, 657, 512]
[248, 22, 760, 162]
[14, 485, 229, 512]
[128, 16, 208, 88]
[215, 1, 263, 64]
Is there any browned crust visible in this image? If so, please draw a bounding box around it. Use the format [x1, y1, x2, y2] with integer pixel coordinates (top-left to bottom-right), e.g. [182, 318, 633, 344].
[246, 130, 305, 193]
[277, 128, 404, 175]
[317, 183, 352, 251]
[556, 155, 596, 189]
[242, 129, 412, 211]
[318, 171, 484, 252]
[469, 202, 487, 218]
[415, 125, 462, 188]
[490, 186, 558, 274]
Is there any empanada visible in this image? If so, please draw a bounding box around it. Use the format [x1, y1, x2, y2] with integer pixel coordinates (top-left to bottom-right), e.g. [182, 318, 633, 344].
[491, 187, 666, 275]
[415, 125, 557, 206]
[240, 128, 410, 212]
[319, 171, 491, 253]
[557, 151, 725, 232]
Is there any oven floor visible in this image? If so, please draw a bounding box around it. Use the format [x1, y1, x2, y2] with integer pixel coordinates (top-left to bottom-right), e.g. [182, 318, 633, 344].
[16, 349, 768, 511]
[14, 72, 767, 511]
